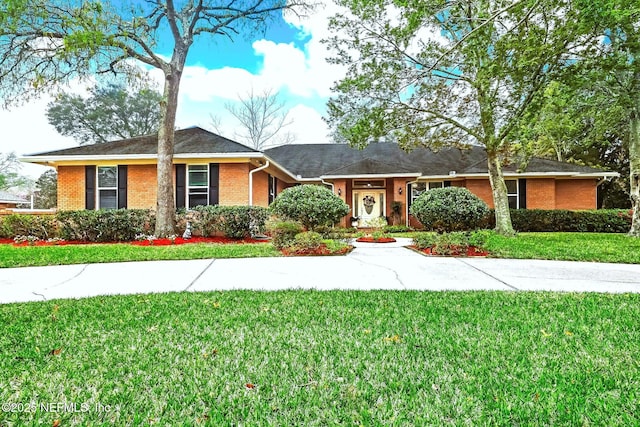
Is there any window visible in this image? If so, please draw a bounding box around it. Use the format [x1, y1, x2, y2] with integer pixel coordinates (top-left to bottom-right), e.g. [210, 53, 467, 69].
[506, 180, 518, 209]
[97, 166, 117, 209]
[428, 181, 444, 190]
[410, 182, 426, 205]
[353, 179, 385, 189]
[188, 165, 209, 208]
[268, 175, 277, 204]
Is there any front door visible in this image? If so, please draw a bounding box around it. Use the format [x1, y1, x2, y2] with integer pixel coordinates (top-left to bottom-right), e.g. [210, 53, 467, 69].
[354, 190, 385, 226]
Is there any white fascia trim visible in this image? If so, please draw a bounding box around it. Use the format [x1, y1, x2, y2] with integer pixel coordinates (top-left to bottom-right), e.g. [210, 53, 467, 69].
[458, 171, 619, 178]
[20, 152, 265, 163]
[320, 173, 421, 180]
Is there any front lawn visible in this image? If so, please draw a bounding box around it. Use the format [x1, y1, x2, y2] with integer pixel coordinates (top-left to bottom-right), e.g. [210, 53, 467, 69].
[0, 242, 280, 268]
[1, 291, 638, 425]
[484, 232, 640, 264]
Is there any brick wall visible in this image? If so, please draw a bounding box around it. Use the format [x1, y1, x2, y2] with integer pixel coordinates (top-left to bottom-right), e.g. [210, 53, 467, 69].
[464, 179, 494, 208]
[527, 178, 556, 209]
[219, 163, 250, 205]
[57, 166, 85, 210]
[128, 165, 157, 209]
[251, 169, 269, 207]
[556, 179, 597, 209]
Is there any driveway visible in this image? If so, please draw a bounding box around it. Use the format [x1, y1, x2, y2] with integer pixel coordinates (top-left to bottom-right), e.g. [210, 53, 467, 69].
[1, 238, 640, 304]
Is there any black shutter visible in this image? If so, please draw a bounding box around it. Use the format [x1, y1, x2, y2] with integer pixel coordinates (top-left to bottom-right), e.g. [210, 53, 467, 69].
[407, 183, 413, 211]
[268, 174, 277, 204]
[209, 163, 219, 205]
[175, 164, 186, 209]
[85, 165, 96, 210]
[518, 179, 527, 209]
[443, 181, 452, 187]
[117, 166, 127, 209]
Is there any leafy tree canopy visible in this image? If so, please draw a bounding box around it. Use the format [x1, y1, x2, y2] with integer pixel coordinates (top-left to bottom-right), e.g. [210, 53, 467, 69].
[46, 81, 162, 144]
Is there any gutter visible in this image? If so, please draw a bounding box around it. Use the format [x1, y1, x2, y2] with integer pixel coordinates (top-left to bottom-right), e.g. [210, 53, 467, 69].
[321, 178, 335, 192]
[248, 160, 270, 206]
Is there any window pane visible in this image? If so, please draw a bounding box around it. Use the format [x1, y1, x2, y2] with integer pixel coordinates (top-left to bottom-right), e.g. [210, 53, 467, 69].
[505, 180, 518, 194]
[189, 194, 208, 208]
[508, 195, 518, 209]
[411, 183, 426, 201]
[99, 189, 117, 210]
[189, 171, 208, 187]
[428, 182, 443, 190]
[98, 167, 117, 188]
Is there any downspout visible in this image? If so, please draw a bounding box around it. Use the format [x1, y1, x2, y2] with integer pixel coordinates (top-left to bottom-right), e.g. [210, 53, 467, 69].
[321, 178, 335, 192]
[249, 160, 270, 206]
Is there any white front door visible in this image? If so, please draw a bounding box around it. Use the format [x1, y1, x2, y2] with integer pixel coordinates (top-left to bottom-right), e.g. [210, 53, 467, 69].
[354, 190, 385, 226]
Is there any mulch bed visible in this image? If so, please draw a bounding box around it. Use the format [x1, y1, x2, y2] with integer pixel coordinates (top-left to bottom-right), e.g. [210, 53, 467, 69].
[281, 244, 353, 256]
[355, 237, 397, 243]
[409, 245, 489, 257]
[5, 236, 268, 247]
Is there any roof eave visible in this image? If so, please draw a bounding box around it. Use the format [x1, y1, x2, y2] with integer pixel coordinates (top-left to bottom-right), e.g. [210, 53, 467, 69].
[20, 152, 265, 164]
[320, 173, 421, 179]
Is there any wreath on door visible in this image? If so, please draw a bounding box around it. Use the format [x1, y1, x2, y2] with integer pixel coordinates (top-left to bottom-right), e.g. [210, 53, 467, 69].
[363, 195, 376, 214]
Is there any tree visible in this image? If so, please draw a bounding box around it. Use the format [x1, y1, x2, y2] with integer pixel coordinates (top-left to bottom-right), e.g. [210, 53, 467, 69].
[0, 0, 310, 236]
[569, 0, 640, 235]
[211, 87, 294, 150]
[0, 152, 31, 191]
[34, 169, 57, 209]
[46, 81, 162, 144]
[326, 0, 585, 235]
[515, 80, 630, 208]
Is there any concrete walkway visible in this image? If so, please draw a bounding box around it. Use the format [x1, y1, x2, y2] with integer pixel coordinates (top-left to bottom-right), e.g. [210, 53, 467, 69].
[2, 238, 640, 304]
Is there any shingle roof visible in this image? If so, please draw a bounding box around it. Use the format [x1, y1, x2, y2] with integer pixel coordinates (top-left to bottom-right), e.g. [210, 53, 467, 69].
[265, 142, 607, 178]
[0, 190, 27, 204]
[28, 127, 258, 156]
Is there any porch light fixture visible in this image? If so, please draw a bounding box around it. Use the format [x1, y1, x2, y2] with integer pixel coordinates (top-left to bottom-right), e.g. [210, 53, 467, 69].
[338, 188, 342, 196]
[398, 187, 403, 195]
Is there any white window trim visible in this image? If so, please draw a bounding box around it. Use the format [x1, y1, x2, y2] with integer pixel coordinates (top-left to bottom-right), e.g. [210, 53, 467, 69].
[97, 166, 118, 210]
[506, 179, 519, 209]
[187, 164, 209, 208]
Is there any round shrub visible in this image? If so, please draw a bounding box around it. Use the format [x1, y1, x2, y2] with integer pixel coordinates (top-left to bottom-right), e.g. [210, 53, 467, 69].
[409, 187, 489, 232]
[268, 221, 304, 250]
[270, 185, 349, 230]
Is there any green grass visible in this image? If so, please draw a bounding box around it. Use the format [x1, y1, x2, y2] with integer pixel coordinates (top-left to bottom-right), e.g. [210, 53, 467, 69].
[1, 291, 638, 425]
[0, 242, 280, 268]
[485, 232, 640, 264]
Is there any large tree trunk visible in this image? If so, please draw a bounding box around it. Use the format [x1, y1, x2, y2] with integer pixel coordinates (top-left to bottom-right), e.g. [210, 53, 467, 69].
[154, 69, 182, 237]
[487, 151, 515, 236]
[629, 106, 640, 237]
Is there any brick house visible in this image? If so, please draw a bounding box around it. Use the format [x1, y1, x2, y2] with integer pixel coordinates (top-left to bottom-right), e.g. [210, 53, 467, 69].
[21, 127, 617, 227]
[0, 190, 28, 211]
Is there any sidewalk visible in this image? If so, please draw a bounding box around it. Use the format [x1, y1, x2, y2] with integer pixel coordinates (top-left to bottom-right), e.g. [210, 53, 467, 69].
[2, 238, 640, 304]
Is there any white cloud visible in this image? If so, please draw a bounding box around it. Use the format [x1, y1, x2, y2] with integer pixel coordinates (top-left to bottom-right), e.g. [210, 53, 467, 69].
[286, 104, 331, 144]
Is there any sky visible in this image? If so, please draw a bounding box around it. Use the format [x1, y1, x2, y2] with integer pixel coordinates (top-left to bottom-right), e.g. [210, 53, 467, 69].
[0, 3, 349, 179]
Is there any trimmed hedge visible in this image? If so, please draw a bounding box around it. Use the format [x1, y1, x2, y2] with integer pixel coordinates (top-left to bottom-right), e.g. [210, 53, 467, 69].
[410, 187, 490, 232]
[486, 209, 632, 233]
[57, 209, 155, 242]
[177, 205, 269, 239]
[0, 214, 57, 240]
[270, 185, 349, 230]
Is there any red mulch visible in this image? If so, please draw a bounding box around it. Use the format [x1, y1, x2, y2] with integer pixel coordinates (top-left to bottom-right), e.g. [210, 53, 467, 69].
[6, 236, 268, 247]
[409, 245, 489, 257]
[355, 237, 397, 243]
[281, 244, 353, 256]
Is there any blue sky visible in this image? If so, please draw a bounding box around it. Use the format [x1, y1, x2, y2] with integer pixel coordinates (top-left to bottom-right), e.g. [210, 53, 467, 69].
[2, 4, 346, 178]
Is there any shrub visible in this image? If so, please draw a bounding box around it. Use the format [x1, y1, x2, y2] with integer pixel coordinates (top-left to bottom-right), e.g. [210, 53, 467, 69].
[270, 185, 349, 230]
[413, 233, 437, 249]
[383, 225, 412, 233]
[486, 209, 632, 233]
[290, 231, 323, 252]
[433, 232, 469, 255]
[268, 221, 304, 250]
[314, 225, 351, 241]
[410, 187, 490, 232]
[56, 209, 154, 242]
[217, 206, 269, 239]
[0, 214, 57, 240]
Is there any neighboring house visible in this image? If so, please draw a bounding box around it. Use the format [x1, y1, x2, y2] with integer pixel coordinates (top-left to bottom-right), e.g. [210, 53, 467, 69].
[21, 126, 617, 227]
[0, 190, 28, 211]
